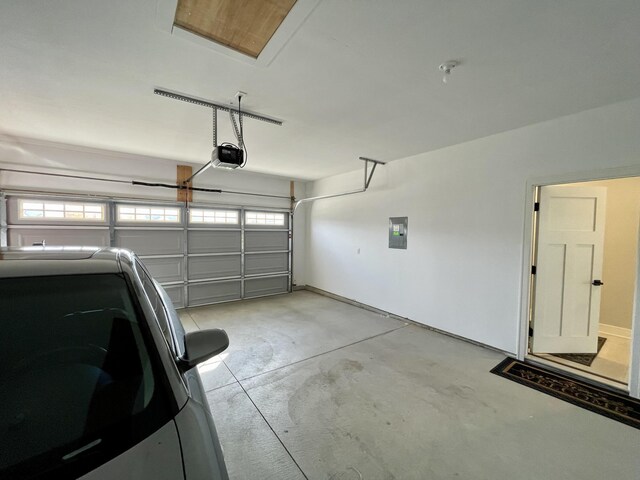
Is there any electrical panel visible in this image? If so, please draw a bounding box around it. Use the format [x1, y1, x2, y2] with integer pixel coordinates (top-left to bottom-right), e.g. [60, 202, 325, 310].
[389, 217, 408, 249]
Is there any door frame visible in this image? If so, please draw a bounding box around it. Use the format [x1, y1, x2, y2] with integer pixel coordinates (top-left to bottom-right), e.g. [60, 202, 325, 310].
[517, 165, 640, 399]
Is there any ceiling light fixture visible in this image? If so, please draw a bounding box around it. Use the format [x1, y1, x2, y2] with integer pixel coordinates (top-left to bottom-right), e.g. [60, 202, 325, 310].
[439, 61, 459, 84]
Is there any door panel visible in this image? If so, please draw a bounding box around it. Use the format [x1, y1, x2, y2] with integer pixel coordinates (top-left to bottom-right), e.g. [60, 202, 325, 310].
[245, 231, 288, 252]
[115, 229, 184, 256]
[539, 244, 566, 338]
[245, 275, 288, 298]
[140, 257, 184, 284]
[245, 252, 288, 276]
[547, 197, 597, 231]
[188, 230, 240, 254]
[188, 255, 241, 280]
[188, 280, 241, 305]
[8, 228, 109, 247]
[532, 185, 606, 353]
[569, 244, 596, 337]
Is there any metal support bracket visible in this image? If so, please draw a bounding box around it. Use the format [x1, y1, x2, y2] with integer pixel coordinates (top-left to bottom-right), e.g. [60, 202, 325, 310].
[360, 156, 385, 190]
[185, 161, 213, 185]
[293, 157, 385, 214]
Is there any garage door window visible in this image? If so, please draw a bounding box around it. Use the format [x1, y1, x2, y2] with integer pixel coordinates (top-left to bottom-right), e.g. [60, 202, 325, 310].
[189, 208, 238, 225]
[18, 199, 105, 221]
[245, 211, 285, 226]
[117, 205, 180, 223]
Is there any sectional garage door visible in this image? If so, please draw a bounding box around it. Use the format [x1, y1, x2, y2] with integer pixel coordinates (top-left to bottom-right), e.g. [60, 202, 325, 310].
[113, 203, 187, 308]
[186, 208, 242, 306]
[2, 194, 292, 308]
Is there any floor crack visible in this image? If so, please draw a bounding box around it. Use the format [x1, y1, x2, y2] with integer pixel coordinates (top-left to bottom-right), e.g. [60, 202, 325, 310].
[237, 324, 408, 383]
[224, 360, 310, 480]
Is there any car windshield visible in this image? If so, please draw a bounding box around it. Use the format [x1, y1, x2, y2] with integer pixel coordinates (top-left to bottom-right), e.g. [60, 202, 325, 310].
[0, 273, 173, 479]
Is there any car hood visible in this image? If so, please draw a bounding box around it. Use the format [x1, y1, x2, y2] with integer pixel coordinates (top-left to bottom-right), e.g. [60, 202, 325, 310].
[78, 420, 183, 479]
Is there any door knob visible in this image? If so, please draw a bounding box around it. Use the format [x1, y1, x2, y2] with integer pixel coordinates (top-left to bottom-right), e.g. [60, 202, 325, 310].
[592, 279, 604, 286]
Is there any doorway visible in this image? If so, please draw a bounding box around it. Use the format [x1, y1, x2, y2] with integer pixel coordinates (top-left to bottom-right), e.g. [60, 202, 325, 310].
[524, 176, 640, 394]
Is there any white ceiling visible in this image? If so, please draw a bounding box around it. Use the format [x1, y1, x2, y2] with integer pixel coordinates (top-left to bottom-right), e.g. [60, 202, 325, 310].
[1, 0, 640, 181]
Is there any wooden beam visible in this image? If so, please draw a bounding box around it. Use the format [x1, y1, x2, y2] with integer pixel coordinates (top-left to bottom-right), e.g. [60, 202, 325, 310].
[177, 165, 193, 202]
[290, 180, 295, 211]
[174, 0, 297, 58]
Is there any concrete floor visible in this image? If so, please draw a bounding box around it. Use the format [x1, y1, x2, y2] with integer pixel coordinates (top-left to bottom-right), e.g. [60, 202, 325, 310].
[179, 291, 640, 480]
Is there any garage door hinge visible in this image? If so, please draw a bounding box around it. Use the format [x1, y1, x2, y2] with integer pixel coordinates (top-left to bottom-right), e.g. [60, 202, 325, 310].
[531, 265, 537, 275]
[534, 202, 540, 212]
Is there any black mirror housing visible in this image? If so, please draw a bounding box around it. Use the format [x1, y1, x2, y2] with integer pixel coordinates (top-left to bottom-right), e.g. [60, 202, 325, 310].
[178, 328, 229, 372]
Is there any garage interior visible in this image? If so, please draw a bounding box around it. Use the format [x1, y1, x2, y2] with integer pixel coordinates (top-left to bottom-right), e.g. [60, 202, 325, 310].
[2, 1, 640, 479]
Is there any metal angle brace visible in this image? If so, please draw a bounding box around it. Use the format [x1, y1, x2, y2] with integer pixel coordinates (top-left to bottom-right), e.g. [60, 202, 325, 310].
[293, 156, 386, 213]
[359, 156, 385, 189]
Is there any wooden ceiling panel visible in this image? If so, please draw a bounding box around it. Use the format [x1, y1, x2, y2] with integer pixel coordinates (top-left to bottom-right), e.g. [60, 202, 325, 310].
[175, 0, 297, 58]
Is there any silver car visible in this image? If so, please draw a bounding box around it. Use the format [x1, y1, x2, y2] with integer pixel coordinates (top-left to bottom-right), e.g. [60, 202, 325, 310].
[0, 247, 230, 479]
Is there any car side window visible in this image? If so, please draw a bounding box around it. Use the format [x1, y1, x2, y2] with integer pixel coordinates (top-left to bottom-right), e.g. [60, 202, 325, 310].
[135, 260, 176, 355]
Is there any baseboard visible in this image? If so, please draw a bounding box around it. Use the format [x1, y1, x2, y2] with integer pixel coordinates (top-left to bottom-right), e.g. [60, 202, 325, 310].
[292, 284, 306, 291]
[600, 323, 632, 339]
[303, 285, 511, 357]
[304, 285, 402, 319]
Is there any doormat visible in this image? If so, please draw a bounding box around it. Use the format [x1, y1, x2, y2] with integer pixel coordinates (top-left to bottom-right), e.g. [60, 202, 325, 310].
[491, 358, 640, 430]
[550, 336, 607, 366]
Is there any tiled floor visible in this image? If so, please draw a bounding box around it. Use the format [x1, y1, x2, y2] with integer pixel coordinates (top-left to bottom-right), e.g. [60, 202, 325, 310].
[179, 291, 640, 480]
[537, 333, 630, 385]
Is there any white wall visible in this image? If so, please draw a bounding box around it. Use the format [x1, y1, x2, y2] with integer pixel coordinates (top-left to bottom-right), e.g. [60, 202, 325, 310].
[0, 135, 308, 285]
[305, 97, 640, 354]
[582, 177, 640, 331]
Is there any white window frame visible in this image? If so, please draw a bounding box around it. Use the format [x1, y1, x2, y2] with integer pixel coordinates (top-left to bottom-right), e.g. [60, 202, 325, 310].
[189, 208, 239, 225]
[116, 205, 181, 224]
[18, 199, 106, 222]
[245, 211, 286, 226]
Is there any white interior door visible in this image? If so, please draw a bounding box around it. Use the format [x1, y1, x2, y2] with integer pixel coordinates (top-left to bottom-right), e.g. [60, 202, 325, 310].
[532, 185, 607, 354]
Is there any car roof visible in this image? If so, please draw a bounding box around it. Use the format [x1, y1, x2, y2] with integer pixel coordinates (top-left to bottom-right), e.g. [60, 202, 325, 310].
[0, 247, 132, 278]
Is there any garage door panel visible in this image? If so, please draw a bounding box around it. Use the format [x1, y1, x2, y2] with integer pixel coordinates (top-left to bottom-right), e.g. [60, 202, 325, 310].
[188, 230, 240, 254]
[139, 257, 184, 284]
[115, 230, 184, 255]
[4, 197, 292, 307]
[188, 255, 241, 280]
[244, 276, 288, 298]
[163, 285, 185, 309]
[8, 228, 109, 247]
[245, 231, 288, 252]
[245, 253, 288, 276]
[188, 280, 241, 306]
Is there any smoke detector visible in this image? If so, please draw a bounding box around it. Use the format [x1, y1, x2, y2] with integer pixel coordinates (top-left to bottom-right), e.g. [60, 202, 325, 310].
[439, 61, 459, 83]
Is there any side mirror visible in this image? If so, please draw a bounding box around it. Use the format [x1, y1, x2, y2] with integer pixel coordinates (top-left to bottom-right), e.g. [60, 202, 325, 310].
[178, 328, 229, 372]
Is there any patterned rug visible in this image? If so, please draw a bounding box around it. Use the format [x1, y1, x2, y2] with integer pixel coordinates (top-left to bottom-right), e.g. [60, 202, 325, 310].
[491, 358, 640, 430]
[550, 336, 607, 366]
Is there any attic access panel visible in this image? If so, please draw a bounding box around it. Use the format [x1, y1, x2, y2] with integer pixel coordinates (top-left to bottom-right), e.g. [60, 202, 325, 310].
[174, 0, 297, 58]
